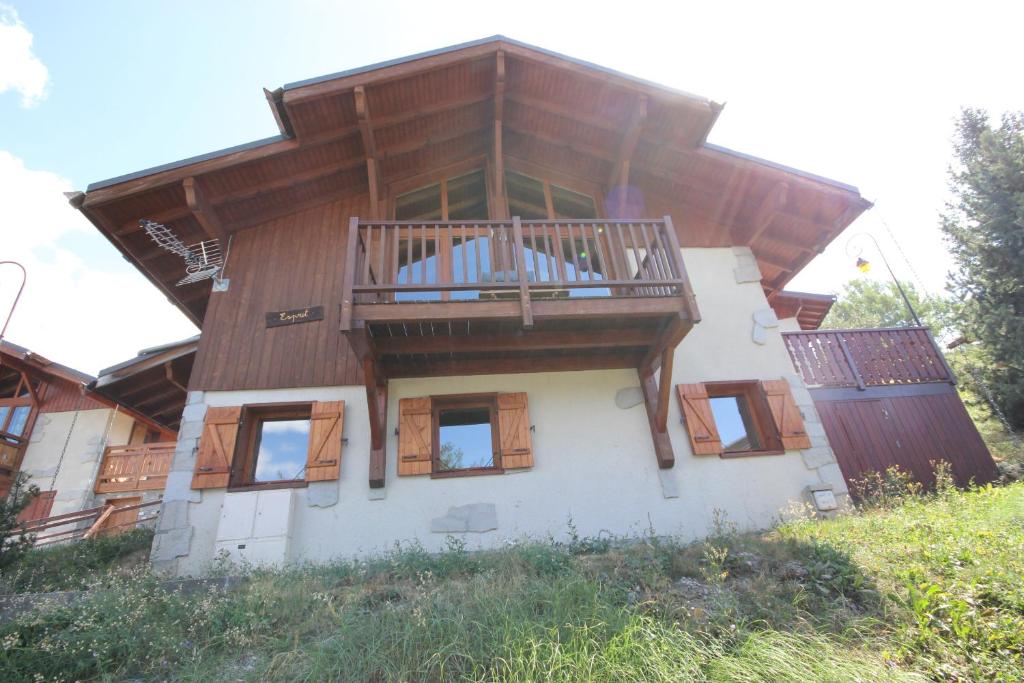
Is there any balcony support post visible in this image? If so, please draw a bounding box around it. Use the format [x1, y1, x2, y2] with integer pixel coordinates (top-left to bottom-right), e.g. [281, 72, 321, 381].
[511, 216, 533, 328]
[364, 356, 388, 489]
[340, 217, 360, 331]
[639, 358, 676, 469]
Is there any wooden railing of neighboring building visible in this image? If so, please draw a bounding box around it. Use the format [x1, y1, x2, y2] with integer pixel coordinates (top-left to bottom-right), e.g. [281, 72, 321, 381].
[341, 217, 698, 328]
[93, 442, 176, 494]
[783, 327, 955, 389]
[18, 499, 162, 546]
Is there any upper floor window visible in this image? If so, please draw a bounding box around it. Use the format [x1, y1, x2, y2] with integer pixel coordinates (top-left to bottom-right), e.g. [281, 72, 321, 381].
[394, 169, 488, 221]
[505, 171, 597, 220]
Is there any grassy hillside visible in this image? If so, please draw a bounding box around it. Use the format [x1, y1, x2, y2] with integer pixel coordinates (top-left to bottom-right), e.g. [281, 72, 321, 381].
[1, 481, 1021, 682]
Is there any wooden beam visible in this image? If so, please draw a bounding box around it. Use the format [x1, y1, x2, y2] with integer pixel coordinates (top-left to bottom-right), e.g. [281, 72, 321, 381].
[224, 184, 365, 232]
[373, 328, 655, 355]
[117, 206, 193, 236]
[164, 362, 187, 392]
[607, 95, 647, 190]
[639, 371, 675, 468]
[511, 216, 533, 328]
[364, 357, 388, 488]
[737, 183, 788, 245]
[493, 51, 507, 220]
[655, 347, 673, 432]
[210, 157, 365, 206]
[354, 85, 382, 219]
[83, 138, 300, 208]
[381, 351, 640, 379]
[183, 176, 228, 243]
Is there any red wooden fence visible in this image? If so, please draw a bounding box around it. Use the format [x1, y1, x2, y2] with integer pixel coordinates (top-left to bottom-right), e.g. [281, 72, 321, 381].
[783, 327, 954, 388]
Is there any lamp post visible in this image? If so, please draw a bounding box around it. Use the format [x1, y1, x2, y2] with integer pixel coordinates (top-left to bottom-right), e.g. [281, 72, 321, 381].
[0, 260, 27, 349]
[845, 233, 923, 327]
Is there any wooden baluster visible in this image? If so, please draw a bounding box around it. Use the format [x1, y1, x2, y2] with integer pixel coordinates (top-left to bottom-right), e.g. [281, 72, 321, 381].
[361, 226, 371, 289]
[460, 224, 468, 285]
[529, 222, 541, 282]
[566, 222, 581, 282]
[473, 223, 482, 283]
[613, 223, 632, 293]
[626, 223, 647, 294]
[637, 222, 664, 294]
[420, 224, 427, 286]
[552, 222, 567, 284]
[590, 222, 610, 286]
[405, 224, 413, 286]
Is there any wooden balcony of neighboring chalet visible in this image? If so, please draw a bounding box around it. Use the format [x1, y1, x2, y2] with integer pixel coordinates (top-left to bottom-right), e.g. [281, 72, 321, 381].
[94, 442, 175, 494]
[341, 216, 700, 380]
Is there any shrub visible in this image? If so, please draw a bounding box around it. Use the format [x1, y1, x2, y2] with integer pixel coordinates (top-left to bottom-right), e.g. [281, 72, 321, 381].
[0, 472, 39, 571]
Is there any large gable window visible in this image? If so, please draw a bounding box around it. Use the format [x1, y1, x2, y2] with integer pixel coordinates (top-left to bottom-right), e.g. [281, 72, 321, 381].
[393, 170, 489, 301]
[505, 171, 606, 294]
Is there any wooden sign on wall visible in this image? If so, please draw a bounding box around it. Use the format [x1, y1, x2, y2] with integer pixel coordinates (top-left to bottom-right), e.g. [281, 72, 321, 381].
[265, 306, 324, 328]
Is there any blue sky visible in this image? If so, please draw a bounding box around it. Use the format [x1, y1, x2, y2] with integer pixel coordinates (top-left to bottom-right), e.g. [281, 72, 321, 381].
[2, 1, 1023, 373]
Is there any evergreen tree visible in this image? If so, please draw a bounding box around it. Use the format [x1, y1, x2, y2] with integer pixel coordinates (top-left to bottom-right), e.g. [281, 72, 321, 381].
[941, 109, 1024, 429]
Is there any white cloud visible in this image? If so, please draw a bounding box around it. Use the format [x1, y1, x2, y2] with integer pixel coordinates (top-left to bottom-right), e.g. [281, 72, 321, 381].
[0, 151, 196, 375]
[0, 5, 48, 107]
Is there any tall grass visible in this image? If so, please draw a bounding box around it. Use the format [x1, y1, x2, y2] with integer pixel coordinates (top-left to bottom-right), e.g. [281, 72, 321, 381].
[1, 483, 1020, 681]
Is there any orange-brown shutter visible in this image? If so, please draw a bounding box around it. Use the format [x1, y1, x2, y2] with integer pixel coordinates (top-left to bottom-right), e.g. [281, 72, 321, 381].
[497, 392, 533, 469]
[398, 397, 433, 475]
[305, 400, 345, 482]
[676, 383, 723, 455]
[191, 406, 241, 489]
[761, 380, 812, 450]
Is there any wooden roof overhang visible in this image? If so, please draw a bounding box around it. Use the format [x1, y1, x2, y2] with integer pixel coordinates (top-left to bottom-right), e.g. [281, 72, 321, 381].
[74, 36, 871, 327]
[770, 290, 836, 330]
[90, 336, 198, 432]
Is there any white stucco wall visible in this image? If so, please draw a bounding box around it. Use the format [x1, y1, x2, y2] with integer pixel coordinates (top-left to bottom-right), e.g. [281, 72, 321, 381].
[155, 247, 846, 575]
[20, 408, 135, 517]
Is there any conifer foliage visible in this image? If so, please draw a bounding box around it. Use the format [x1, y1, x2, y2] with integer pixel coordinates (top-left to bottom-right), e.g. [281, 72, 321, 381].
[941, 109, 1024, 429]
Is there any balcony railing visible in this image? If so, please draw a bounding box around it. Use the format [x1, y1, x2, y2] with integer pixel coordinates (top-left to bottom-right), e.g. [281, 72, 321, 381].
[94, 442, 175, 494]
[341, 216, 697, 328]
[783, 327, 955, 389]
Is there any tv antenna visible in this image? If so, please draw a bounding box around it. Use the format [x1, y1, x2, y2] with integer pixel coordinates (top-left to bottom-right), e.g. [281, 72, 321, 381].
[140, 219, 224, 286]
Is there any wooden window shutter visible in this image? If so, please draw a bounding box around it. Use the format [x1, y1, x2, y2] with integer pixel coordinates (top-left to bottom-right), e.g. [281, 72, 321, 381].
[497, 392, 533, 469]
[761, 380, 812, 450]
[398, 397, 432, 475]
[676, 384, 723, 455]
[306, 400, 345, 482]
[191, 406, 241, 489]
[17, 490, 56, 523]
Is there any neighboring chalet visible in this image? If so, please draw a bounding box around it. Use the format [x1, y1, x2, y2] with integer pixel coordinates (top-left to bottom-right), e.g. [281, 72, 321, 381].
[0, 340, 186, 532]
[69, 37, 997, 574]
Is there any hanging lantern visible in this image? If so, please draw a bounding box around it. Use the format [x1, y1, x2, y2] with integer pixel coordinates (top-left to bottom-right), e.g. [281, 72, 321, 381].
[856, 257, 871, 273]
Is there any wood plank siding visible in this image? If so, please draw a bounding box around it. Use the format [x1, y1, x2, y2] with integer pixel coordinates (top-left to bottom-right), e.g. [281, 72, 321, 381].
[189, 197, 369, 390]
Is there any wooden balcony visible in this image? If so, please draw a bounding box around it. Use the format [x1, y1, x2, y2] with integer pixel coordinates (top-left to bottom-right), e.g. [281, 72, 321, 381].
[341, 216, 699, 379]
[94, 442, 175, 494]
[783, 327, 955, 389]
[341, 217, 700, 484]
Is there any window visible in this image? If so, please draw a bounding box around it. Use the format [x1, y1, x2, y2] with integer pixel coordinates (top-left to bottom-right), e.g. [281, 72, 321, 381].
[709, 393, 764, 453]
[192, 401, 345, 491]
[398, 392, 533, 477]
[434, 398, 499, 474]
[231, 404, 313, 488]
[505, 171, 598, 220]
[393, 170, 488, 302]
[677, 380, 809, 458]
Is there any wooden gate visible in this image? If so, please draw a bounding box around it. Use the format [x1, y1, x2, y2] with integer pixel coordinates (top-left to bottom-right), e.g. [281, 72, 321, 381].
[784, 328, 999, 494]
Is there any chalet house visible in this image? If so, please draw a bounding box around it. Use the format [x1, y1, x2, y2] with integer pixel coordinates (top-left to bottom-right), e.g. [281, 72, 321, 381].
[69, 37, 996, 574]
[0, 340, 187, 532]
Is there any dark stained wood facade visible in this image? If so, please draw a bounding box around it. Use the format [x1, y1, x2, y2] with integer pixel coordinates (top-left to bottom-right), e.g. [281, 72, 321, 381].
[189, 198, 369, 390]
